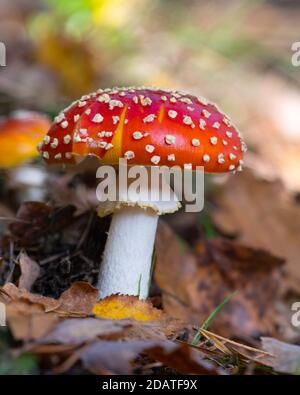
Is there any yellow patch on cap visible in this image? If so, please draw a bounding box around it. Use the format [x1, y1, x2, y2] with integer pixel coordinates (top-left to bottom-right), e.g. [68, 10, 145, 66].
[100, 103, 128, 164]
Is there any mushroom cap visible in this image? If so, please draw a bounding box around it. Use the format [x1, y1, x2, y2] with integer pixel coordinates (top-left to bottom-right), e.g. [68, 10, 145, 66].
[0, 111, 51, 167]
[39, 87, 246, 172]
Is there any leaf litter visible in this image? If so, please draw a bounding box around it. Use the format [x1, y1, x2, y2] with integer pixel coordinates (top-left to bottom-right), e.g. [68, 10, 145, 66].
[0, 168, 299, 374]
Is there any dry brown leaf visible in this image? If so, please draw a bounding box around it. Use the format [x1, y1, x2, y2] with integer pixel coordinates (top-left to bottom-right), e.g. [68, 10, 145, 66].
[243, 77, 300, 191]
[1, 282, 99, 317]
[212, 169, 300, 292]
[147, 342, 222, 375]
[261, 337, 300, 374]
[9, 202, 51, 245]
[78, 340, 164, 375]
[18, 250, 40, 291]
[0, 202, 15, 234]
[2, 282, 60, 312]
[35, 314, 188, 345]
[78, 340, 221, 375]
[121, 315, 188, 341]
[38, 318, 130, 345]
[155, 221, 284, 341]
[56, 281, 98, 316]
[49, 172, 99, 215]
[1, 281, 190, 349]
[1, 283, 60, 341]
[6, 300, 59, 341]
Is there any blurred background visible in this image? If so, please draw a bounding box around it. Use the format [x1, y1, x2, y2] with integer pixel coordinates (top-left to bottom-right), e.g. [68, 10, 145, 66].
[0, 0, 300, 186]
[0, 0, 300, 374]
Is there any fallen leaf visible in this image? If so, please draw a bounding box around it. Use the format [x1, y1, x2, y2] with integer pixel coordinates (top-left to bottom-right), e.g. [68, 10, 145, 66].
[18, 250, 40, 291]
[49, 172, 99, 215]
[34, 314, 188, 347]
[155, 221, 284, 341]
[243, 77, 300, 191]
[38, 318, 129, 345]
[0, 202, 15, 234]
[1, 280, 185, 343]
[121, 315, 188, 341]
[9, 202, 51, 245]
[56, 281, 98, 316]
[6, 299, 59, 341]
[78, 340, 222, 375]
[93, 295, 163, 321]
[147, 342, 223, 375]
[79, 340, 163, 374]
[2, 283, 60, 312]
[261, 337, 300, 374]
[212, 169, 300, 292]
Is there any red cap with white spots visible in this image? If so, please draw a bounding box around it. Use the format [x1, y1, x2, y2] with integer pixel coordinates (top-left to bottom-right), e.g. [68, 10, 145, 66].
[39, 87, 246, 172]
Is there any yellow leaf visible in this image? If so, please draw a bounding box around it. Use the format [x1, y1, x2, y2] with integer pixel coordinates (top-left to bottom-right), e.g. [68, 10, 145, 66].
[93, 295, 162, 321]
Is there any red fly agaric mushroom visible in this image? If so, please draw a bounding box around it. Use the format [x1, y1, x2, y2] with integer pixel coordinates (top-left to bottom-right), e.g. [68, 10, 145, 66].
[0, 111, 50, 167]
[0, 111, 51, 201]
[39, 87, 246, 300]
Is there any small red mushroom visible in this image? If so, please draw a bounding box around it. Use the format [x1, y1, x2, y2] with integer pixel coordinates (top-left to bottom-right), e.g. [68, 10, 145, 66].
[0, 111, 50, 168]
[39, 87, 246, 300]
[0, 111, 51, 201]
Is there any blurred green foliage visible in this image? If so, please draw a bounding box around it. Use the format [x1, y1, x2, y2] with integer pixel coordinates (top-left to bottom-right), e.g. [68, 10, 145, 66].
[0, 329, 38, 375]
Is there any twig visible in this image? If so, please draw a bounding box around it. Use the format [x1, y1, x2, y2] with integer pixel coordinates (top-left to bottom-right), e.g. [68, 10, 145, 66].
[0, 217, 31, 224]
[200, 329, 273, 356]
[5, 239, 15, 283]
[76, 210, 95, 251]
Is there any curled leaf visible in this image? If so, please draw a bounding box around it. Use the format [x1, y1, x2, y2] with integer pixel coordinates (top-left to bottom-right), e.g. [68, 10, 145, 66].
[56, 281, 98, 316]
[18, 250, 40, 291]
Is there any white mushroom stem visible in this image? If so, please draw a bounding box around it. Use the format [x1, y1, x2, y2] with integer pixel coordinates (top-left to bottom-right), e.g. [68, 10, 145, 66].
[97, 169, 181, 299]
[98, 206, 158, 299]
[9, 166, 47, 202]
